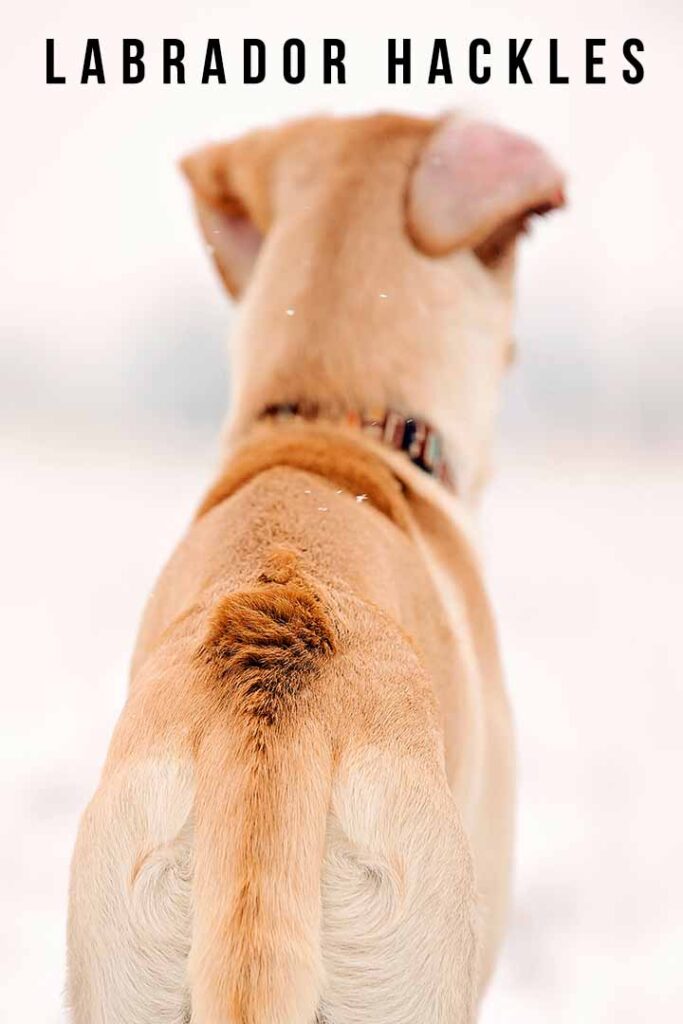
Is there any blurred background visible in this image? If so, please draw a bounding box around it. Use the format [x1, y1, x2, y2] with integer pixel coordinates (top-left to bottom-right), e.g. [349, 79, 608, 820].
[2, 1, 681, 1021]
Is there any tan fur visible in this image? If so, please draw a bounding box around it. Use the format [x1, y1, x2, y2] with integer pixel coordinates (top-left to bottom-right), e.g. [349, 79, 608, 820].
[67, 111, 562, 1023]
[190, 550, 335, 1024]
[198, 547, 336, 719]
[196, 423, 410, 530]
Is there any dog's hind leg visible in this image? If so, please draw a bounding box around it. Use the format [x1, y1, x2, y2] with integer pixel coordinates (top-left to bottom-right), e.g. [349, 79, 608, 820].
[319, 746, 479, 1024]
[66, 758, 195, 1024]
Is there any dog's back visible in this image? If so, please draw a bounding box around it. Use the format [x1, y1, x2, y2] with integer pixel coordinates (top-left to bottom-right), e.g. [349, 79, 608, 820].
[68, 440, 477, 1023]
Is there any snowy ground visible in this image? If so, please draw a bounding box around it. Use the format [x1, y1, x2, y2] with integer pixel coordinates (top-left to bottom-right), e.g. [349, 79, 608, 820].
[2, 430, 682, 1022]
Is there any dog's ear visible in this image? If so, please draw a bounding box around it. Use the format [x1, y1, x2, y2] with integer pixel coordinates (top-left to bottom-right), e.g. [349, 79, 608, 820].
[181, 136, 273, 298]
[407, 115, 565, 265]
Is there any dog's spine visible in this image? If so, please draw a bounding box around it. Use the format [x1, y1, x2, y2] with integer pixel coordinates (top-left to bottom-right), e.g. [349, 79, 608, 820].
[191, 548, 335, 1023]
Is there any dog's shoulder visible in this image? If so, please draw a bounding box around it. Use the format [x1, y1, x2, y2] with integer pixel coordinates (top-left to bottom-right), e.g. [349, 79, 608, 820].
[196, 423, 411, 530]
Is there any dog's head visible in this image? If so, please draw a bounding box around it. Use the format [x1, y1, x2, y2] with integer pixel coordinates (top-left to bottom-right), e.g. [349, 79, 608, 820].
[182, 113, 564, 495]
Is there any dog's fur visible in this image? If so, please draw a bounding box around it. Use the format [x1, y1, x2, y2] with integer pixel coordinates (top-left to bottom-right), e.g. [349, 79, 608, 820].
[67, 112, 564, 1023]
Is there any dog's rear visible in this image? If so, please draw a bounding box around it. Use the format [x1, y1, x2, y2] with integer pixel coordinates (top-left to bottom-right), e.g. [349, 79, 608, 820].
[68, 475, 477, 1024]
[67, 112, 564, 1022]
[189, 547, 477, 1024]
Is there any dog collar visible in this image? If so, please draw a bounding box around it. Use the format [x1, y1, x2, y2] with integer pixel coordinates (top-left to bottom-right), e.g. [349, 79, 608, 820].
[259, 402, 456, 490]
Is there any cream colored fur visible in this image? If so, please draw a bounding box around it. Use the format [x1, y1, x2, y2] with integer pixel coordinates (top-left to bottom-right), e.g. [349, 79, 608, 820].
[66, 112, 562, 1023]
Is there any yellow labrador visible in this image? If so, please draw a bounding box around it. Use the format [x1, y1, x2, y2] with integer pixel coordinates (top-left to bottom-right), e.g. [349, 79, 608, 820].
[67, 112, 564, 1024]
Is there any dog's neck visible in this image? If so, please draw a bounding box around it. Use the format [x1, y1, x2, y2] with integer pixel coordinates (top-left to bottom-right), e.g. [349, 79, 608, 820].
[223, 194, 512, 502]
[258, 402, 456, 490]
[222, 139, 516, 499]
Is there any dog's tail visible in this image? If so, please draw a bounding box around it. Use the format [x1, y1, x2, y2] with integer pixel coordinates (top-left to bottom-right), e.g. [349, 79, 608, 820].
[190, 548, 335, 1024]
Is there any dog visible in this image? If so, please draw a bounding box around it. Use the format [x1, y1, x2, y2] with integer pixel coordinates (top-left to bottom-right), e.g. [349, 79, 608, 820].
[66, 112, 564, 1023]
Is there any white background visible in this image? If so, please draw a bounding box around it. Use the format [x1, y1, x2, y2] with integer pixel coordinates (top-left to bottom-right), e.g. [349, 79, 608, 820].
[1, 2, 681, 1021]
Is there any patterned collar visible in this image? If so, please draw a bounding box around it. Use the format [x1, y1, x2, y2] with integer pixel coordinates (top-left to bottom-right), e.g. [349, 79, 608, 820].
[259, 402, 456, 491]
